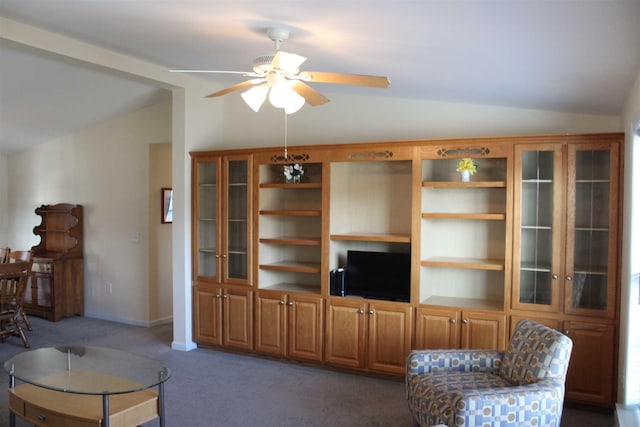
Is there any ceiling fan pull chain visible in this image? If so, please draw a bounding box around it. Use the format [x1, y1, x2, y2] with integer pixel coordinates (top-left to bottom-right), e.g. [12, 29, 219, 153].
[283, 109, 288, 160]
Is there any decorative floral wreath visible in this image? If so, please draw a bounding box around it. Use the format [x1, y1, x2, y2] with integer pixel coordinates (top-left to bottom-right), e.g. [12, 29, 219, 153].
[284, 163, 304, 180]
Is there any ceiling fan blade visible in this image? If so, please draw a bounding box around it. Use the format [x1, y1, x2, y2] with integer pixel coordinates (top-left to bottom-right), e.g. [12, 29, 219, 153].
[272, 51, 307, 74]
[171, 70, 244, 74]
[299, 71, 390, 88]
[205, 79, 265, 98]
[290, 81, 330, 106]
[170, 70, 261, 77]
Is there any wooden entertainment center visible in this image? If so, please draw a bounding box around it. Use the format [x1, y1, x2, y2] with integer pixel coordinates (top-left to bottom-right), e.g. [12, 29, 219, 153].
[191, 132, 622, 407]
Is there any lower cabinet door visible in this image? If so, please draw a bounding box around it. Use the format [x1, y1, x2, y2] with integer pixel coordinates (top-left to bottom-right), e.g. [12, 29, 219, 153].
[415, 307, 460, 349]
[222, 288, 253, 350]
[254, 291, 287, 356]
[325, 299, 366, 368]
[288, 294, 324, 362]
[367, 302, 413, 374]
[461, 311, 507, 351]
[564, 320, 615, 406]
[193, 285, 223, 346]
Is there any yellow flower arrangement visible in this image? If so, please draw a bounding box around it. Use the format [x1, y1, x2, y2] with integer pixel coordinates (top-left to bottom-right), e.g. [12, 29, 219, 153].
[456, 158, 477, 175]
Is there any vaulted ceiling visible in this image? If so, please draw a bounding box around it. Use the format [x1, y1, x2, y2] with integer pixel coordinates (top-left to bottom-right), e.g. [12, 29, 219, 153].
[1, 1, 639, 155]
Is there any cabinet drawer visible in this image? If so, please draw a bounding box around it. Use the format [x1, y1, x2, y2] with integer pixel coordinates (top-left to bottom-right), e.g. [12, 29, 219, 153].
[24, 402, 74, 427]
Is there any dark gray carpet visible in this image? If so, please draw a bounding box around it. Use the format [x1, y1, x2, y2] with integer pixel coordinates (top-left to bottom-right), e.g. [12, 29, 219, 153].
[0, 316, 614, 426]
[0, 316, 412, 426]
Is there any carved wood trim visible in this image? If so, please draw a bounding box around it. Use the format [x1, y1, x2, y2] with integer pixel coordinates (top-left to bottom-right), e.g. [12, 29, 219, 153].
[436, 147, 491, 157]
[347, 150, 394, 160]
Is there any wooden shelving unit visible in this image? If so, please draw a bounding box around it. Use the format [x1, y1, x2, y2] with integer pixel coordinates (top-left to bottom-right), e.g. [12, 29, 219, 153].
[419, 150, 510, 318]
[257, 158, 325, 295]
[190, 134, 623, 406]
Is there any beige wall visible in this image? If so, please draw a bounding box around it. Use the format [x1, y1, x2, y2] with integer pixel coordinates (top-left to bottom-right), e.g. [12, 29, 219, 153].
[149, 143, 173, 323]
[6, 101, 172, 325]
[0, 156, 7, 245]
[220, 92, 621, 150]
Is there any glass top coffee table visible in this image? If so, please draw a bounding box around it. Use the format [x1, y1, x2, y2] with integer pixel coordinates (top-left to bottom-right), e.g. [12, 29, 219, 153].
[4, 345, 171, 427]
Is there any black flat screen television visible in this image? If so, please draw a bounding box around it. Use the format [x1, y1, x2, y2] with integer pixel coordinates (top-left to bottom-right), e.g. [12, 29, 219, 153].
[345, 250, 410, 302]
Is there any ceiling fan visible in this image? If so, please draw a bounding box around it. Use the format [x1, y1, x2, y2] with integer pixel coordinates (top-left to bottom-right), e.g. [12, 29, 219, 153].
[171, 28, 390, 114]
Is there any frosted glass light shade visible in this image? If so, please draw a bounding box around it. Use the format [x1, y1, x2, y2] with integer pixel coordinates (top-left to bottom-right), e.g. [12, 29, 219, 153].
[241, 84, 269, 112]
[269, 81, 305, 114]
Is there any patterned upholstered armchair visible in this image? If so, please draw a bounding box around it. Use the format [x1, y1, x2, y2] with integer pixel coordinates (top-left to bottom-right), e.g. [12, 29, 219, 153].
[406, 319, 573, 427]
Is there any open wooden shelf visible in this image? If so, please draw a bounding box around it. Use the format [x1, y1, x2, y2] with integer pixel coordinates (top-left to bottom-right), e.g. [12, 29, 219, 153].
[421, 213, 506, 220]
[330, 233, 411, 243]
[420, 296, 504, 311]
[259, 209, 322, 217]
[259, 261, 321, 274]
[259, 283, 321, 294]
[260, 182, 322, 189]
[421, 257, 505, 271]
[259, 236, 321, 246]
[422, 180, 506, 188]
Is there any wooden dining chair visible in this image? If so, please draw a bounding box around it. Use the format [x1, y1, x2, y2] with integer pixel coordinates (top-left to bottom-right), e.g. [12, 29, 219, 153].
[0, 247, 10, 264]
[0, 262, 32, 348]
[9, 250, 32, 263]
[8, 250, 34, 331]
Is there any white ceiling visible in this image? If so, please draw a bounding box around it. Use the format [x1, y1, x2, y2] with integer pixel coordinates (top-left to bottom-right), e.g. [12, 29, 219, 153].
[1, 0, 639, 156]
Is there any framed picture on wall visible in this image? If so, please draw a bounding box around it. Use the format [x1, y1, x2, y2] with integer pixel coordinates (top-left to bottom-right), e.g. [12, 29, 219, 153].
[161, 188, 173, 224]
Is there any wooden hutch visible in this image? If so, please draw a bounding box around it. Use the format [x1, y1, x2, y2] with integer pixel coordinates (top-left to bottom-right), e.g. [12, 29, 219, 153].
[26, 203, 84, 321]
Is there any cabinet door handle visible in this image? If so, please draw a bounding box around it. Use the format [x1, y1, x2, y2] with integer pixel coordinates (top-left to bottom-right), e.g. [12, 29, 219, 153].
[566, 275, 573, 281]
[222, 294, 228, 299]
[222, 254, 228, 259]
[38, 415, 47, 422]
[552, 274, 559, 280]
[368, 310, 374, 315]
[462, 319, 468, 324]
[279, 300, 285, 305]
[564, 330, 570, 335]
[450, 319, 456, 324]
[215, 254, 220, 259]
[358, 309, 364, 315]
[288, 302, 294, 306]
[215, 293, 222, 299]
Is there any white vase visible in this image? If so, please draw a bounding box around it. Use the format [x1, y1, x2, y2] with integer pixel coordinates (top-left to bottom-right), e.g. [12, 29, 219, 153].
[460, 170, 471, 182]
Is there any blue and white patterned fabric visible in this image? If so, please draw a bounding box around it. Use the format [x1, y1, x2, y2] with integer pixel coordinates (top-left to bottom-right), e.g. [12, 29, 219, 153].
[406, 320, 573, 427]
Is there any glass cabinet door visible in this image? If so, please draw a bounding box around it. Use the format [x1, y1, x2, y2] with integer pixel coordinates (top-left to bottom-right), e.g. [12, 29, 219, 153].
[195, 159, 220, 280]
[224, 157, 250, 283]
[512, 145, 563, 312]
[565, 144, 618, 317]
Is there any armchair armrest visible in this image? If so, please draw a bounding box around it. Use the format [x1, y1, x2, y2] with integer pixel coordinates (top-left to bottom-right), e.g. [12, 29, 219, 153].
[460, 378, 567, 410]
[406, 349, 504, 377]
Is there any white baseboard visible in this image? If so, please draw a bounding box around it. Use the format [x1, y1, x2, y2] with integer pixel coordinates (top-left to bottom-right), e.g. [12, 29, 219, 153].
[171, 340, 197, 351]
[85, 312, 173, 328]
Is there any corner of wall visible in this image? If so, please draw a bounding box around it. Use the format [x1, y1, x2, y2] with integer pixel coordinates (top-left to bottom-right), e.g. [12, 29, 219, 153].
[0, 155, 7, 244]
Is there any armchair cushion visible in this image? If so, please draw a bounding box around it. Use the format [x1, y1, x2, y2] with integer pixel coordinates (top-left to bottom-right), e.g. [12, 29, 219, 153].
[407, 370, 564, 426]
[499, 319, 573, 385]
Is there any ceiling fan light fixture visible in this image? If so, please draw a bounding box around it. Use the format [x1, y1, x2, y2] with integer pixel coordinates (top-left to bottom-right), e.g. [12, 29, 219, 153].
[241, 84, 269, 112]
[272, 51, 307, 74]
[252, 54, 276, 74]
[283, 91, 305, 114]
[269, 80, 305, 114]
